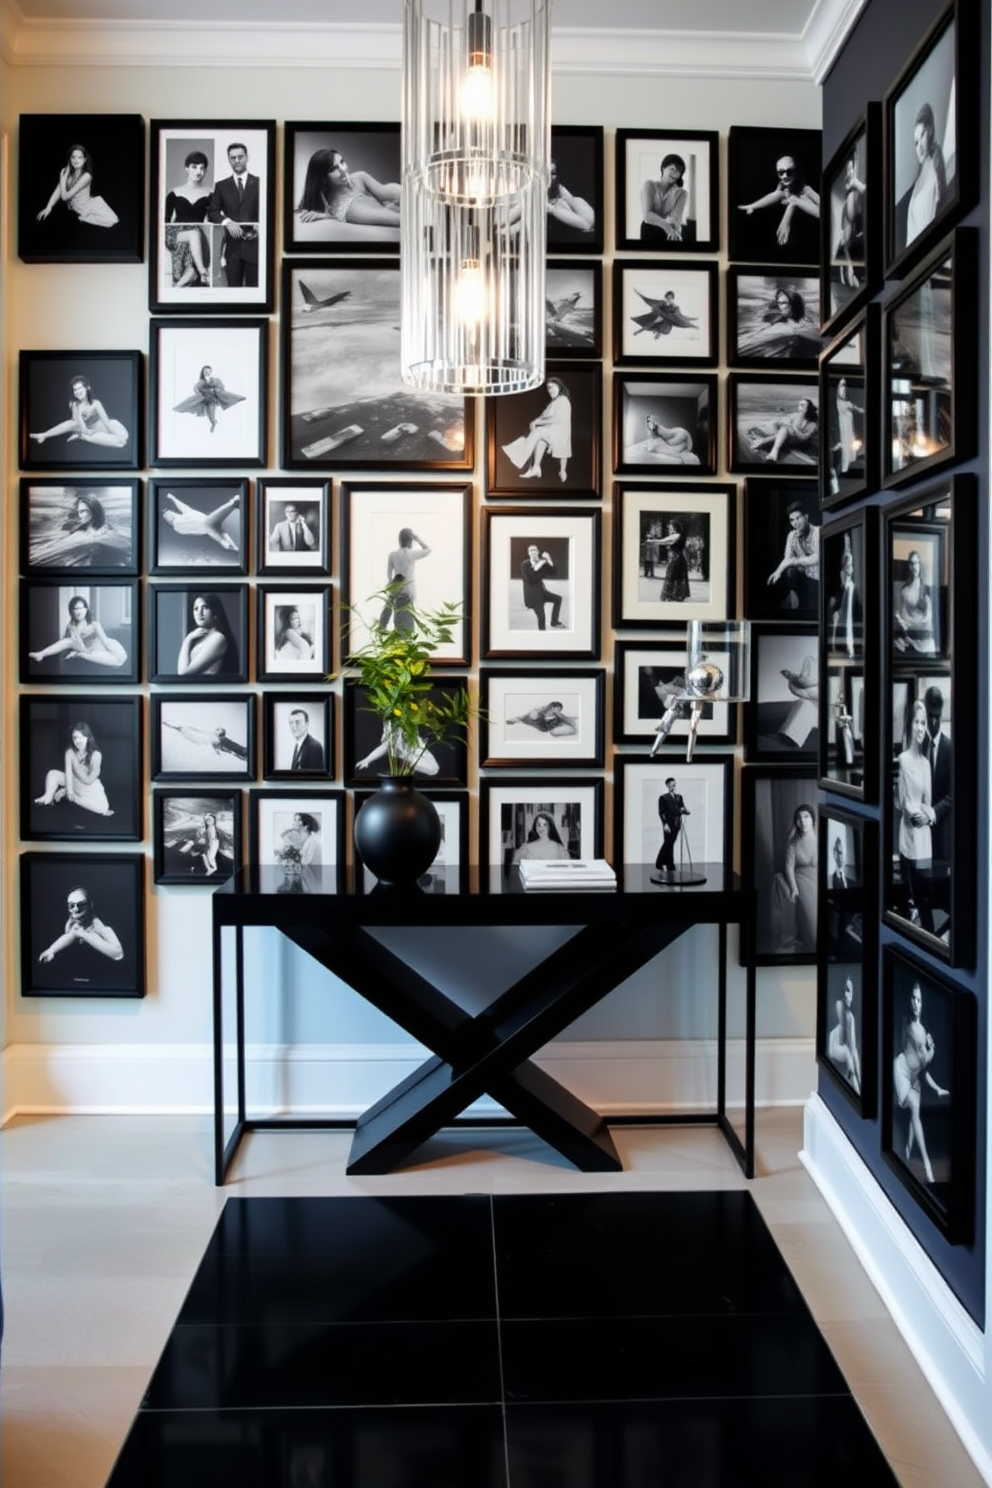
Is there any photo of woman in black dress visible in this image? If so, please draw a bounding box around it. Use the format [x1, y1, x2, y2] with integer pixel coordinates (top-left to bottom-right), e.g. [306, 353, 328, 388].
[164, 149, 212, 288]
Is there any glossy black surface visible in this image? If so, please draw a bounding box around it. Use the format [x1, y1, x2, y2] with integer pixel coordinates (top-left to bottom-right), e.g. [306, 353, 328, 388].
[106, 1192, 899, 1487]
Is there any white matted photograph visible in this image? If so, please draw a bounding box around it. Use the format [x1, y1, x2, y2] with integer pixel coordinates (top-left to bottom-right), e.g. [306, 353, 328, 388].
[258, 480, 330, 574]
[481, 669, 604, 767]
[257, 585, 329, 681]
[614, 485, 733, 627]
[613, 260, 718, 366]
[249, 788, 345, 890]
[150, 318, 266, 467]
[482, 508, 600, 659]
[480, 779, 603, 871]
[615, 757, 732, 870]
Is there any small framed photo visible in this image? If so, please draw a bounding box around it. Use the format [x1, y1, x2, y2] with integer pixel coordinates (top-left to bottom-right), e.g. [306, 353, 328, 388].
[148, 478, 247, 574]
[882, 227, 976, 490]
[486, 363, 601, 497]
[284, 122, 400, 253]
[819, 306, 880, 510]
[153, 790, 241, 885]
[282, 259, 473, 470]
[881, 945, 975, 1242]
[821, 105, 882, 336]
[614, 757, 732, 872]
[21, 579, 139, 685]
[21, 852, 145, 999]
[249, 788, 346, 892]
[614, 640, 733, 749]
[727, 126, 822, 265]
[547, 125, 603, 255]
[20, 350, 140, 472]
[613, 373, 716, 476]
[148, 583, 248, 684]
[256, 585, 330, 682]
[817, 806, 877, 1118]
[481, 507, 600, 659]
[354, 789, 467, 894]
[151, 693, 256, 782]
[341, 482, 471, 666]
[257, 480, 331, 575]
[20, 694, 143, 842]
[819, 508, 879, 804]
[149, 121, 275, 313]
[18, 114, 144, 264]
[726, 268, 826, 369]
[740, 766, 819, 965]
[743, 479, 820, 622]
[546, 260, 602, 358]
[480, 668, 605, 767]
[886, 476, 970, 669]
[479, 778, 604, 871]
[744, 623, 820, 763]
[728, 373, 820, 474]
[263, 694, 333, 780]
[344, 679, 468, 787]
[822, 510, 867, 664]
[20, 479, 140, 576]
[822, 663, 871, 803]
[614, 128, 719, 253]
[613, 483, 734, 629]
[613, 260, 718, 366]
[149, 318, 267, 468]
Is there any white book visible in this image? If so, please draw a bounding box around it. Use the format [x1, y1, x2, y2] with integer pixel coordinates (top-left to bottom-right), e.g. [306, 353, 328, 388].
[517, 858, 616, 885]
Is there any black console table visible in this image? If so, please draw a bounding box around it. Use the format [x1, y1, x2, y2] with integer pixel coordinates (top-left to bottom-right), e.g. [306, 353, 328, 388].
[212, 866, 757, 1184]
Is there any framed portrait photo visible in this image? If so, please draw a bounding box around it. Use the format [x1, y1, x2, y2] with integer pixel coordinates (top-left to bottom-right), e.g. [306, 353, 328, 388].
[151, 693, 256, 783]
[21, 578, 139, 686]
[354, 789, 467, 894]
[480, 668, 605, 768]
[613, 483, 734, 629]
[486, 363, 601, 498]
[613, 373, 716, 477]
[744, 622, 820, 763]
[727, 125, 822, 266]
[546, 260, 602, 359]
[740, 766, 819, 966]
[149, 120, 275, 313]
[21, 852, 145, 999]
[148, 583, 248, 685]
[148, 478, 247, 575]
[481, 507, 600, 659]
[20, 694, 143, 842]
[615, 128, 719, 253]
[153, 790, 241, 885]
[20, 350, 140, 472]
[614, 639, 733, 749]
[614, 757, 732, 873]
[613, 260, 718, 367]
[547, 125, 603, 255]
[743, 478, 820, 623]
[284, 122, 400, 253]
[726, 267, 826, 369]
[18, 113, 144, 264]
[821, 105, 882, 337]
[818, 508, 879, 804]
[263, 694, 333, 781]
[886, 475, 972, 671]
[344, 679, 468, 787]
[479, 777, 604, 872]
[249, 788, 346, 893]
[728, 373, 820, 474]
[20, 478, 140, 576]
[819, 306, 880, 510]
[257, 480, 331, 576]
[817, 806, 877, 1119]
[256, 585, 331, 682]
[149, 318, 267, 468]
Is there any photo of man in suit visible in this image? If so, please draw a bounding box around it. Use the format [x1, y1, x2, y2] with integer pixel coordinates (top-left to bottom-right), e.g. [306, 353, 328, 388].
[269, 503, 316, 554]
[655, 776, 689, 877]
[288, 707, 324, 772]
[208, 142, 259, 289]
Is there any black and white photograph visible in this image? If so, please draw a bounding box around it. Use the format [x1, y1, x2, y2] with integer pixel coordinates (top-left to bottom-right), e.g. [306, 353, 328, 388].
[821, 106, 881, 335]
[728, 125, 822, 265]
[480, 669, 605, 767]
[482, 508, 600, 659]
[249, 789, 346, 894]
[614, 640, 733, 748]
[614, 757, 731, 874]
[613, 260, 718, 366]
[18, 113, 144, 264]
[823, 518, 865, 662]
[729, 373, 820, 473]
[886, 477, 970, 668]
[282, 259, 472, 470]
[820, 962, 868, 1110]
[821, 662, 868, 800]
[153, 791, 240, 885]
[344, 680, 468, 786]
[151, 693, 256, 782]
[615, 128, 719, 252]
[727, 268, 825, 368]
[613, 374, 716, 476]
[480, 778, 603, 872]
[257, 585, 330, 681]
[545, 261, 602, 358]
[284, 122, 401, 253]
[20, 695, 142, 842]
[546, 125, 603, 255]
[613, 484, 733, 628]
[20, 350, 140, 472]
[149, 121, 275, 312]
[354, 790, 467, 895]
[819, 307, 878, 509]
[21, 579, 139, 685]
[148, 479, 247, 574]
[817, 806, 875, 1116]
[743, 478, 820, 622]
[149, 318, 267, 468]
[20, 479, 139, 575]
[486, 363, 601, 497]
[741, 766, 819, 965]
[148, 584, 248, 684]
[263, 695, 333, 780]
[21, 853, 145, 999]
[745, 623, 820, 762]
[257, 480, 330, 575]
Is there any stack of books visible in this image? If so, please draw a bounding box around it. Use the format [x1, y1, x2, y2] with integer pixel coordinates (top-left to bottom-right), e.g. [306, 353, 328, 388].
[517, 858, 617, 891]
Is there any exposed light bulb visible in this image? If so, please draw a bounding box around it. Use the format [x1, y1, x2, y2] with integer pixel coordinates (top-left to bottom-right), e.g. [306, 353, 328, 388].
[460, 62, 494, 123]
[454, 257, 487, 324]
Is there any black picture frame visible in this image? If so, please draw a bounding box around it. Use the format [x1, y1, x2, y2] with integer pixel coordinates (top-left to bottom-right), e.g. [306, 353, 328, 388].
[149, 318, 268, 468]
[614, 128, 719, 253]
[262, 694, 334, 781]
[881, 945, 975, 1243]
[481, 507, 601, 660]
[249, 788, 347, 892]
[149, 120, 276, 313]
[151, 693, 256, 783]
[613, 259, 718, 367]
[547, 125, 604, 255]
[479, 777, 605, 871]
[612, 373, 717, 477]
[744, 622, 820, 763]
[882, 226, 976, 490]
[614, 756, 733, 872]
[818, 305, 880, 510]
[153, 789, 242, 885]
[284, 122, 400, 254]
[353, 790, 468, 895]
[613, 483, 735, 630]
[728, 372, 820, 474]
[614, 640, 734, 749]
[726, 267, 826, 369]
[148, 583, 248, 684]
[486, 363, 601, 497]
[21, 852, 145, 999]
[281, 259, 474, 471]
[19, 350, 140, 472]
[727, 125, 822, 265]
[256, 584, 331, 683]
[21, 578, 140, 686]
[816, 806, 878, 1118]
[20, 478, 140, 576]
[740, 765, 819, 966]
[818, 507, 880, 804]
[343, 680, 468, 787]
[546, 260, 602, 358]
[18, 113, 144, 264]
[20, 694, 143, 842]
[256, 479, 331, 576]
[148, 478, 248, 575]
[821, 104, 882, 337]
[480, 668, 605, 768]
[742, 478, 821, 623]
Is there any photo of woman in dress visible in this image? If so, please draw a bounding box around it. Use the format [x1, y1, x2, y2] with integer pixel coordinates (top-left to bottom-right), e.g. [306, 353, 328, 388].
[173, 365, 246, 433]
[163, 149, 212, 288]
[893, 548, 937, 655]
[640, 154, 688, 244]
[26, 486, 134, 572]
[828, 975, 863, 1095]
[657, 519, 691, 602]
[34, 720, 114, 818]
[176, 592, 240, 678]
[156, 796, 238, 883]
[273, 605, 315, 664]
[29, 594, 128, 671]
[895, 699, 936, 931]
[35, 144, 118, 230]
[513, 812, 572, 864]
[767, 801, 818, 955]
[29, 376, 129, 451]
[905, 102, 947, 248]
[501, 376, 572, 483]
[893, 978, 948, 1185]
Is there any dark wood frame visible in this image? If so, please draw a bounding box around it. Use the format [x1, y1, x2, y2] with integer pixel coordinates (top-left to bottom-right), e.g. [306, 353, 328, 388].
[18, 113, 145, 265]
[727, 371, 820, 475]
[255, 583, 331, 683]
[153, 788, 242, 885]
[612, 259, 719, 367]
[485, 361, 602, 498]
[149, 317, 268, 468]
[479, 776, 605, 870]
[818, 506, 879, 804]
[740, 764, 819, 967]
[821, 104, 882, 337]
[613, 482, 735, 630]
[613, 755, 733, 871]
[283, 121, 400, 254]
[19, 349, 141, 472]
[612, 372, 717, 477]
[20, 577, 140, 686]
[20, 477, 141, 577]
[343, 679, 469, 787]
[256, 478, 331, 576]
[614, 127, 719, 253]
[726, 266, 825, 369]
[148, 582, 249, 685]
[148, 477, 248, 575]
[480, 668, 606, 767]
[545, 259, 603, 358]
[262, 693, 334, 781]
[547, 125, 604, 256]
[20, 852, 146, 999]
[818, 305, 880, 511]
[20, 693, 143, 842]
[816, 806, 878, 1118]
[481, 506, 601, 660]
[614, 639, 735, 748]
[744, 621, 820, 763]
[151, 692, 257, 783]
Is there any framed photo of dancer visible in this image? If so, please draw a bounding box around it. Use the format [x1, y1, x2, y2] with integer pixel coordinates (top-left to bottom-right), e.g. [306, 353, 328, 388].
[256, 585, 331, 682]
[613, 484, 734, 629]
[262, 694, 334, 781]
[20, 694, 143, 843]
[613, 260, 718, 367]
[821, 105, 882, 337]
[149, 318, 267, 468]
[481, 507, 600, 660]
[479, 778, 604, 872]
[613, 374, 717, 477]
[615, 128, 719, 254]
[742, 478, 820, 623]
[819, 307, 879, 511]
[21, 852, 145, 999]
[354, 789, 467, 894]
[148, 478, 248, 574]
[727, 125, 822, 266]
[726, 267, 826, 370]
[547, 125, 604, 256]
[21, 578, 139, 686]
[19, 350, 141, 472]
[816, 806, 877, 1118]
[148, 583, 249, 685]
[614, 756, 732, 873]
[744, 623, 820, 763]
[284, 122, 401, 254]
[480, 669, 605, 768]
[257, 480, 331, 576]
[486, 362, 601, 498]
[249, 789, 346, 893]
[153, 790, 241, 886]
[343, 679, 468, 787]
[151, 693, 256, 783]
[614, 640, 733, 748]
[740, 765, 819, 967]
[728, 372, 820, 474]
[18, 113, 145, 265]
[20, 478, 140, 577]
[546, 261, 602, 359]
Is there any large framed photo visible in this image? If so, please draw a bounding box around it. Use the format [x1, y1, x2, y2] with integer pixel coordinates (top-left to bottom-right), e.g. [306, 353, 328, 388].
[249, 788, 346, 893]
[614, 757, 732, 873]
[344, 680, 468, 787]
[613, 484, 734, 629]
[817, 806, 877, 1118]
[743, 479, 820, 622]
[19, 350, 140, 472]
[744, 622, 820, 763]
[20, 695, 143, 842]
[728, 373, 820, 474]
[354, 790, 467, 895]
[727, 125, 822, 266]
[263, 694, 334, 781]
[20, 479, 140, 576]
[818, 508, 879, 804]
[726, 268, 825, 369]
[18, 113, 144, 264]
[614, 128, 719, 253]
[282, 259, 473, 470]
[547, 125, 603, 255]
[821, 105, 882, 336]
[257, 480, 331, 576]
[613, 374, 716, 477]
[256, 585, 330, 682]
[740, 766, 819, 965]
[148, 583, 248, 684]
[21, 853, 145, 999]
[479, 778, 604, 872]
[481, 507, 600, 659]
[151, 693, 256, 782]
[819, 306, 880, 510]
[153, 790, 241, 885]
[486, 363, 601, 497]
[882, 227, 975, 490]
[284, 122, 400, 253]
[149, 120, 275, 312]
[480, 669, 605, 767]
[615, 640, 733, 749]
[881, 946, 975, 1242]
[613, 260, 718, 366]
[21, 579, 139, 685]
[546, 261, 602, 359]
[149, 318, 267, 468]
[148, 478, 247, 574]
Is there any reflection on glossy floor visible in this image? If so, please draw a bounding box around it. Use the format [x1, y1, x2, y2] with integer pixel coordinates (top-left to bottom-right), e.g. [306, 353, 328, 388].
[1, 1110, 984, 1488]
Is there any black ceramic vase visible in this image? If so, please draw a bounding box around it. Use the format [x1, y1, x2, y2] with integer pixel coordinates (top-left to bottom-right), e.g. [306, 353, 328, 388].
[353, 775, 442, 886]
